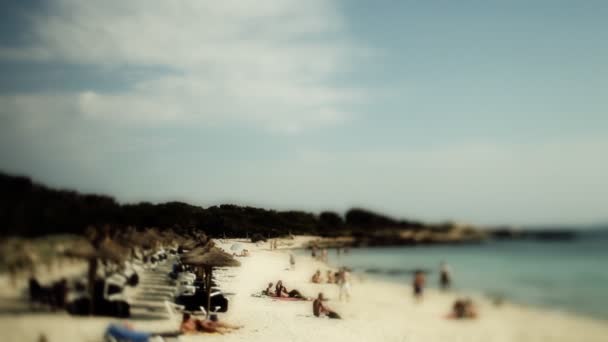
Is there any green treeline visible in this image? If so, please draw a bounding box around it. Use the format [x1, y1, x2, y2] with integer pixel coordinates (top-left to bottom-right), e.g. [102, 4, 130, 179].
[1, 172, 428, 238]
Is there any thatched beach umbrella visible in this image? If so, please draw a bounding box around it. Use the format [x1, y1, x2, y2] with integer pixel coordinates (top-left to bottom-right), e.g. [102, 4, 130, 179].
[182, 240, 215, 257]
[64, 238, 127, 314]
[181, 247, 240, 316]
[1, 240, 38, 287]
[180, 239, 196, 250]
[130, 229, 165, 250]
[64, 239, 126, 263]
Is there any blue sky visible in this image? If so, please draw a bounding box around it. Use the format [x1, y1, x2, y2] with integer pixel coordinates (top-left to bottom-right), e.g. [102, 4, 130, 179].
[1, 0, 607, 226]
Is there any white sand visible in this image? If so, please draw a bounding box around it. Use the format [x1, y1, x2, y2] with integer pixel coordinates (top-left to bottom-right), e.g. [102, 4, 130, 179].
[1, 237, 607, 342]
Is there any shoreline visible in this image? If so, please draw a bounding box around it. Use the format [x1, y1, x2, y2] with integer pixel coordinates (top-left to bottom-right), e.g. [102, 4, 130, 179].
[296, 237, 608, 323]
[0, 236, 607, 342]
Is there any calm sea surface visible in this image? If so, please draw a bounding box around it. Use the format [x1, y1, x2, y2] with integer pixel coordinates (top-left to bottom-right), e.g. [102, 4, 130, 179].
[314, 230, 608, 320]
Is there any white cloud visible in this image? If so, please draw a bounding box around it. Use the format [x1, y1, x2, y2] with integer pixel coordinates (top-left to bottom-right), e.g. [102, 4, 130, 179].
[2, 0, 364, 133]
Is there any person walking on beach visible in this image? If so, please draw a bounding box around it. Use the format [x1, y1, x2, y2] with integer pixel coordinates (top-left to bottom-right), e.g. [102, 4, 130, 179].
[439, 261, 451, 290]
[322, 248, 328, 262]
[289, 253, 296, 270]
[337, 267, 351, 302]
[413, 270, 426, 301]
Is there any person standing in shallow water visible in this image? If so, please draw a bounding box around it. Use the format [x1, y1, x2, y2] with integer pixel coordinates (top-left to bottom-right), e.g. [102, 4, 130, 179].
[413, 270, 425, 301]
[439, 261, 451, 290]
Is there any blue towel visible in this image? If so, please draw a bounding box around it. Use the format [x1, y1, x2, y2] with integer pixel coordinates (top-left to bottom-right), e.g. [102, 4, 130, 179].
[106, 324, 151, 342]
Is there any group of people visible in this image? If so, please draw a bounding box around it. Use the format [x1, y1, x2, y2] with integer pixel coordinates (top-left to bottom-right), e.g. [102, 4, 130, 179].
[311, 269, 335, 284]
[262, 280, 307, 299]
[411, 262, 476, 319]
[310, 267, 351, 302]
[412, 261, 452, 300]
[311, 246, 329, 262]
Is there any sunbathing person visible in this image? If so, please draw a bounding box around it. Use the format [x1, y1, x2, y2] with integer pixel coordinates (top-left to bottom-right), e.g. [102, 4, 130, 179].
[275, 280, 306, 299]
[313, 293, 341, 319]
[262, 282, 274, 296]
[200, 314, 242, 334]
[311, 270, 322, 283]
[180, 312, 199, 334]
[448, 298, 478, 319]
[181, 313, 242, 335]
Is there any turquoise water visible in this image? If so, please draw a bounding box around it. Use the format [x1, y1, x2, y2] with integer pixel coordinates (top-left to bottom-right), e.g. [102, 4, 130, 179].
[320, 230, 608, 320]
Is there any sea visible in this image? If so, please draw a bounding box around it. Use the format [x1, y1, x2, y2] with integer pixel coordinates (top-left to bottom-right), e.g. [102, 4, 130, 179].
[314, 229, 608, 320]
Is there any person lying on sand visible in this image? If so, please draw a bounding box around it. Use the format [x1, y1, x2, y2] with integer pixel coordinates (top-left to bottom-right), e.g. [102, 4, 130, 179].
[312, 270, 322, 283]
[447, 298, 478, 319]
[313, 293, 341, 319]
[276, 280, 306, 299]
[181, 313, 242, 335]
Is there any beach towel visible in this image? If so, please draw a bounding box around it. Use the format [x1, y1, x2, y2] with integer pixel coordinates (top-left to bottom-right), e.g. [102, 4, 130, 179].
[272, 297, 310, 302]
[105, 324, 151, 342]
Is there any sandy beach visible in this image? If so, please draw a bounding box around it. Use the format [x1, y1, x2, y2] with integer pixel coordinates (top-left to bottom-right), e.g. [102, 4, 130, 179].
[1, 237, 607, 342]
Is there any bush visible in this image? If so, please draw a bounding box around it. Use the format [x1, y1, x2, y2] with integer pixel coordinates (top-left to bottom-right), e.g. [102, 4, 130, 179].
[251, 233, 266, 243]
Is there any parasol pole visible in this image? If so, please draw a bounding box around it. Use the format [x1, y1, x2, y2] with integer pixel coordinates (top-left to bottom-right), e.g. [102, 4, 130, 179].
[206, 266, 212, 317]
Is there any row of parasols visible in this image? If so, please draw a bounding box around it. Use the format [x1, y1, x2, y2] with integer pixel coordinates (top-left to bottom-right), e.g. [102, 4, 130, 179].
[1, 227, 241, 317]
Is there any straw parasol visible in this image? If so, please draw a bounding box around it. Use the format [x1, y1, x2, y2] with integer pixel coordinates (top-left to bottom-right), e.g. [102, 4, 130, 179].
[1, 240, 38, 286]
[181, 247, 240, 315]
[180, 239, 198, 250]
[64, 239, 126, 263]
[63, 238, 127, 314]
[182, 240, 215, 257]
[130, 229, 165, 250]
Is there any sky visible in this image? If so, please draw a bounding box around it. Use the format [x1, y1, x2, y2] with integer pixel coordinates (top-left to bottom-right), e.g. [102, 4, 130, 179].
[1, 0, 607, 227]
